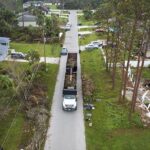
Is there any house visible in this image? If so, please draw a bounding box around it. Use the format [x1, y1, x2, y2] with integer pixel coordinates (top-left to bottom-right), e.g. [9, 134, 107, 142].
[0, 37, 10, 61]
[23, 1, 44, 9]
[18, 14, 38, 27]
[38, 6, 50, 15]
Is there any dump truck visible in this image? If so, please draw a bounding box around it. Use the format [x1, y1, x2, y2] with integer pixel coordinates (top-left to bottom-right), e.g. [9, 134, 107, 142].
[62, 53, 77, 111]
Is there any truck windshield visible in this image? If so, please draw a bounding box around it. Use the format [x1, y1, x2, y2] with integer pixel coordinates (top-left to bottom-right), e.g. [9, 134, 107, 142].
[64, 95, 76, 99]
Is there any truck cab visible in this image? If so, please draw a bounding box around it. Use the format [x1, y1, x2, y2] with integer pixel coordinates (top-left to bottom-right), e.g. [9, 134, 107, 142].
[63, 95, 77, 111]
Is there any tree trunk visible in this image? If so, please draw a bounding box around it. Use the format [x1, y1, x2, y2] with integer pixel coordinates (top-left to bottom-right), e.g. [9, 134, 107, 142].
[122, 18, 138, 101]
[105, 19, 110, 72]
[112, 29, 120, 89]
[130, 24, 149, 115]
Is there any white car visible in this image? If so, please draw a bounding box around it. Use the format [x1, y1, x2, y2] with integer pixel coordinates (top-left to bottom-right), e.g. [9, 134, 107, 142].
[85, 43, 99, 50]
[91, 41, 103, 47]
[66, 22, 72, 27]
[65, 22, 72, 31]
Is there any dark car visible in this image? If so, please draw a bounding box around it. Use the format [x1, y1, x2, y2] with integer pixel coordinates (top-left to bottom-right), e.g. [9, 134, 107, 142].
[61, 48, 68, 55]
[11, 52, 26, 59]
[78, 22, 82, 26]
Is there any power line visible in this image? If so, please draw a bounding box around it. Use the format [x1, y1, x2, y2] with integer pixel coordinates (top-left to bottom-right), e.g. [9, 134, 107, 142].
[1, 103, 22, 147]
[1, 62, 41, 147]
[2, 62, 29, 109]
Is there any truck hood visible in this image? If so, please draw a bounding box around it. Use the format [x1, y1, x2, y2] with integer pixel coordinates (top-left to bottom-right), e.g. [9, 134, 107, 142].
[63, 99, 76, 105]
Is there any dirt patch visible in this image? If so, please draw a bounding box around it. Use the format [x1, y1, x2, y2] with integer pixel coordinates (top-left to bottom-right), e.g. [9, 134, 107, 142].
[82, 74, 95, 97]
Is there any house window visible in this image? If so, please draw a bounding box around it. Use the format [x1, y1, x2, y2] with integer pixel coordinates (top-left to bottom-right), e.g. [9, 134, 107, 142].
[0, 50, 2, 55]
[0, 43, 7, 46]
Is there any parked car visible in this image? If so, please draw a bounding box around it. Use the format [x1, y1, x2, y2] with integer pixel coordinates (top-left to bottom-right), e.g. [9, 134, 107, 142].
[95, 28, 106, 32]
[91, 41, 103, 47]
[11, 52, 26, 59]
[66, 22, 72, 27]
[78, 22, 82, 26]
[85, 44, 99, 50]
[65, 22, 72, 31]
[61, 48, 68, 55]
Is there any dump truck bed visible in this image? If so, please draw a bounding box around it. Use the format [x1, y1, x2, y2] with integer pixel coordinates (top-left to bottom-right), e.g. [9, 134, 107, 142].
[63, 53, 77, 95]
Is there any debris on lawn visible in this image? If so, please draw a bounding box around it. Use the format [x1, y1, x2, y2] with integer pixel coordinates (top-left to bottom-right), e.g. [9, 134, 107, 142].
[84, 103, 95, 110]
[85, 113, 92, 121]
[143, 80, 150, 89]
[82, 74, 94, 96]
[96, 98, 102, 102]
[89, 122, 93, 127]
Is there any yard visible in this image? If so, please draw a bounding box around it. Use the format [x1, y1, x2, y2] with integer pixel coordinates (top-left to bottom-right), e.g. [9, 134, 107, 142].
[10, 42, 61, 57]
[79, 33, 106, 46]
[47, 4, 58, 9]
[141, 67, 150, 79]
[78, 15, 95, 26]
[0, 62, 58, 149]
[80, 49, 150, 150]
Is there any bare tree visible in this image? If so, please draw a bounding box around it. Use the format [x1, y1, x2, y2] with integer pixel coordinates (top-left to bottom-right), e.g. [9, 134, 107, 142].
[129, 20, 150, 118]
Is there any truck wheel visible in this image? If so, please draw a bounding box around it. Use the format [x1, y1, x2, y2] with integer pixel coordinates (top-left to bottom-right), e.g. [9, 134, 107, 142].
[62, 106, 65, 110]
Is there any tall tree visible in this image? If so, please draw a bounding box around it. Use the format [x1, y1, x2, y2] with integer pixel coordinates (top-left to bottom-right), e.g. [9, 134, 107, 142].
[0, 8, 18, 36]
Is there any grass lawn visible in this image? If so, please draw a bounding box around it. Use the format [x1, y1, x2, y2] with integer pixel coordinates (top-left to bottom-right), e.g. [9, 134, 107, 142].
[131, 67, 150, 81]
[0, 62, 58, 149]
[44, 64, 59, 106]
[141, 68, 150, 79]
[79, 28, 95, 31]
[48, 4, 58, 9]
[10, 42, 61, 57]
[78, 16, 95, 26]
[79, 34, 106, 45]
[59, 17, 68, 25]
[80, 49, 150, 150]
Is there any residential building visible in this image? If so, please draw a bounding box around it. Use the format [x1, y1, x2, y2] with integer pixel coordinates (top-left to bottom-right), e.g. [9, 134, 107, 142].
[23, 1, 44, 9]
[18, 14, 38, 27]
[0, 37, 10, 61]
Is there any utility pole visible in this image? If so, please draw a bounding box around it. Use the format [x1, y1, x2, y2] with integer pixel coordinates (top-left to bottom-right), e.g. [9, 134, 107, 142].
[22, 0, 24, 27]
[43, 16, 47, 71]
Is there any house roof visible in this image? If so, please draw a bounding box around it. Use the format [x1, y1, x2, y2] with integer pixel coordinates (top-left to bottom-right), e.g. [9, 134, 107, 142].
[18, 15, 37, 22]
[23, 1, 44, 6]
[38, 6, 49, 12]
[0, 37, 10, 43]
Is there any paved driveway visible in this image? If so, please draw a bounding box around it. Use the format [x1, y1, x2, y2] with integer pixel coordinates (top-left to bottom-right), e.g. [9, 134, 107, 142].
[44, 10, 86, 150]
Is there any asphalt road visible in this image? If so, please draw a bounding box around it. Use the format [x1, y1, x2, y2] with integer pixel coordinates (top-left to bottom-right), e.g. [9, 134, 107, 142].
[44, 10, 86, 150]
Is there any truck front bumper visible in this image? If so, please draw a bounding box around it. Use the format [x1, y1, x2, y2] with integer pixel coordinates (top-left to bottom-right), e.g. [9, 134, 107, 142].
[62, 106, 77, 111]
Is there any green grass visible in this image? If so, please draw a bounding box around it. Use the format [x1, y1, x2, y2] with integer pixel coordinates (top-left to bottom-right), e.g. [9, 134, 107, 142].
[141, 68, 150, 79]
[59, 17, 68, 25]
[44, 64, 59, 106]
[48, 4, 58, 9]
[131, 67, 150, 80]
[0, 112, 24, 150]
[79, 28, 95, 31]
[80, 49, 150, 150]
[10, 42, 61, 57]
[79, 34, 106, 45]
[78, 16, 95, 25]
[0, 62, 58, 149]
